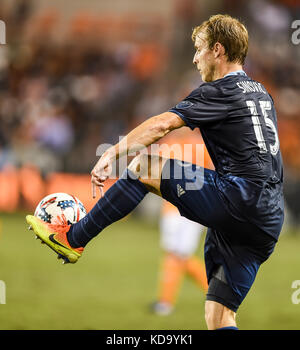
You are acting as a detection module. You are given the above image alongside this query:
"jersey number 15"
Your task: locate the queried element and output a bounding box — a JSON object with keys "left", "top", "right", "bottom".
{"left": 246, "top": 100, "right": 279, "bottom": 156}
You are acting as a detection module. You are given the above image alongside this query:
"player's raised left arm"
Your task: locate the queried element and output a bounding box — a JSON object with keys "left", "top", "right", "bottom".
{"left": 91, "top": 112, "right": 185, "bottom": 189}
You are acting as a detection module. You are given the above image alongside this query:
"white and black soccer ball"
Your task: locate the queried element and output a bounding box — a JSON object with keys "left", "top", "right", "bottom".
{"left": 34, "top": 192, "right": 86, "bottom": 225}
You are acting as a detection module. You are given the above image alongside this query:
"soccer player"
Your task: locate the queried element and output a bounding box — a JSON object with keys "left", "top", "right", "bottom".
{"left": 26, "top": 14, "right": 284, "bottom": 330}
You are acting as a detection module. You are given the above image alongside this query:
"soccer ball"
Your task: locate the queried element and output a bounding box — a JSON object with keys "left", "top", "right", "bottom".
{"left": 34, "top": 192, "right": 86, "bottom": 225}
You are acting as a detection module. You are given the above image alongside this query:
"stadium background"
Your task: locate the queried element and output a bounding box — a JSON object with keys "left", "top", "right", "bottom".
{"left": 0, "top": 0, "right": 299, "bottom": 330}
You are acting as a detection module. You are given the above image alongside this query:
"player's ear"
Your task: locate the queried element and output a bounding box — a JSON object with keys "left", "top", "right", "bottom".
{"left": 213, "top": 42, "right": 225, "bottom": 59}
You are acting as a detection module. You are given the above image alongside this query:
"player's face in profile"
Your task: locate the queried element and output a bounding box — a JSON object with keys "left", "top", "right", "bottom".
{"left": 193, "top": 33, "right": 215, "bottom": 82}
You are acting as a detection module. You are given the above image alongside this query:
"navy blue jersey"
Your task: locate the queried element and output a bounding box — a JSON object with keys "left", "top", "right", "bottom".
{"left": 169, "top": 72, "right": 284, "bottom": 239}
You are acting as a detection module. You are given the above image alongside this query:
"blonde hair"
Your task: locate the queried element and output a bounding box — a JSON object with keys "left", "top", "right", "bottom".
{"left": 192, "top": 14, "right": 248, "bottom": 65}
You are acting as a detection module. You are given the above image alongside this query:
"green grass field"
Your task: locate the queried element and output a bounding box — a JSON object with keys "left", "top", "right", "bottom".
{"left": 0, "top": 212, "right": 299, "bottom": 330}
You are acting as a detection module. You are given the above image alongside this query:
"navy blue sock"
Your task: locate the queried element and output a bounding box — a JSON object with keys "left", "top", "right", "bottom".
{"left": 67, "top": 169, "right": 148, "bottom": 247}
{"left": 216, "top": 326, "right": 238, "bottom": 330}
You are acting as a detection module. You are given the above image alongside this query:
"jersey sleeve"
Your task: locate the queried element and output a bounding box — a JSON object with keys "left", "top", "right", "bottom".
{"left": 169, "top": 83, "right": 228, "bottom": 130}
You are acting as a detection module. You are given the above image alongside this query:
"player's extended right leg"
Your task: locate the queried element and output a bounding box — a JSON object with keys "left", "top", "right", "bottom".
{"left": 26, "top": 215, "right": 84, "bottom": 264}
{"left": 25, "top": 155, "right": 163, "bottom": 263}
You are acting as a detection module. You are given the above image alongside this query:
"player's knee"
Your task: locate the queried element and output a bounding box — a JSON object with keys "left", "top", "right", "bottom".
{"left": 127, "top": 154, "right": 164, "bottom": 195}
{"left": 127, "top": 153, "right": 149, "bottom": 178}
{"left": 127, "top": 153, "right": 162, "bottom": 180}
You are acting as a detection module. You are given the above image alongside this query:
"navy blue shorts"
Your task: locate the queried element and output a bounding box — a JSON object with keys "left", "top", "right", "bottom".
{"left": 160, "top": 159, "right": 277, "bottom": 312}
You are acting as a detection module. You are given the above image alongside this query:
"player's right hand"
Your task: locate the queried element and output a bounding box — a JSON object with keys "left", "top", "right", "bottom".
{"left": 91, "top": 149, "right": 115, "bottom": 198}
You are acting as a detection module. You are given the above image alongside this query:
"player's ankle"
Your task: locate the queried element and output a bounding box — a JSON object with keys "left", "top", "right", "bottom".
{"left": 66, "top": 225, "right": 83, "bottom": 249}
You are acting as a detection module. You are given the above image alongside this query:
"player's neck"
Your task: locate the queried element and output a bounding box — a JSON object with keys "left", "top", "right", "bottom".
{"left": 214, "top": 63, "right": 244, "bottom": 81}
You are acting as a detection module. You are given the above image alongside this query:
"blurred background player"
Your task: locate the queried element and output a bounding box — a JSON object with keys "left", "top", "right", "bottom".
{"left": 153, "top": 202, "right": 207, "bottom": 315}
{"left": 151, "top": 128, "right": 212, "bottom": 315}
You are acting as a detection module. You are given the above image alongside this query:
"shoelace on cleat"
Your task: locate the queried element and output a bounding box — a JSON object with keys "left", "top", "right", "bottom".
{"left": 47, "top": 214, "right": 70, "bottom": 235}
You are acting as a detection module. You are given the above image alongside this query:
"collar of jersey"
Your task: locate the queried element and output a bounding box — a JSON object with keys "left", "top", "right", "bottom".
{"left": 223, "top": 70, "right": 247, "bottom": 78}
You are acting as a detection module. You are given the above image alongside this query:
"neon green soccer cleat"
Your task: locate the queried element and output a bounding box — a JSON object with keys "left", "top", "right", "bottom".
{"left": 26, "top": 215, "right": 84, "bottom": 264}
